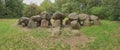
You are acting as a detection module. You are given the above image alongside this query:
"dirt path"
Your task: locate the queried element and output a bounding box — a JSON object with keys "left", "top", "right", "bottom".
{"left": 63, "top": 35, "right": 89, "bottom": 50}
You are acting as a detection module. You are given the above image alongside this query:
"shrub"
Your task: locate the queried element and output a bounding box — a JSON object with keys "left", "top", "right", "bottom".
{"left": 23, "top": 4, "right": 41, "bottom": 17}
{"left": 90, "top": 6, "right": 107, "bottom": 19}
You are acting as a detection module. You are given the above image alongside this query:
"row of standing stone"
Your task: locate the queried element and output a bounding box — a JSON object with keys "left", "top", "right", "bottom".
{"left": 18, "top": 11, "right": 101, "bottom": 29}
{"left": 65, "top": 12, "right": 101, "bottom": 29}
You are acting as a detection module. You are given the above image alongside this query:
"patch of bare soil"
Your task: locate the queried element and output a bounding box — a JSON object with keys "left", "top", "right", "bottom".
{"left": 48, "top": 34, "right": 95, "bottom": 50}
{"left": 63, "top": 35, "right": 89, "bottom": 50}
{"left": 46, "top": 28, "right": 53, "bottom": 33}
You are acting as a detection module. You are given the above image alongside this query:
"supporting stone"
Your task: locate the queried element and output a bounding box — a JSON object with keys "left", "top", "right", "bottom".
{"left": 41, "top": 19, "right": 49, "bottom": 28}
{"left": 52, "top": 19, "right": 61, "bottom": 28}
{"left": 27, "top": 20, "right": 37, "bottom": 28}
{"left": 70, "top": 20, "right": 81, "bottom": 29}
{"left": 84, "top": 19, "right": 91, "bottom": 26}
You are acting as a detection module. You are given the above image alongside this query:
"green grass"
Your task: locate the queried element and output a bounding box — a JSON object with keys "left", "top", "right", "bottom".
{"left": 81, "top": 20, "right": 120, "bottom": 50}
{"left": 0, "top": 19, "right": 120, "bottom": 50}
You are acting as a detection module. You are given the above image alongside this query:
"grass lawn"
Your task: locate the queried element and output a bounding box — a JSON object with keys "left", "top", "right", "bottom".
{"left": 0, "top": 19, "right": 120, "bottom": 50}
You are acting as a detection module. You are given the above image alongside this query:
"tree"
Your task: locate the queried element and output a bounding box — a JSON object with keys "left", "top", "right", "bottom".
{"left": 6, "top": 0, "right": 24, "bottom": 17}
{"left": 23, "top": 3, "right": 41, "bottom": 17}
{"left": 0, "top": 0, "right": 6, "bottom": 18}
{"left": 0, "top": 0, "right": 24, "bottom": 18}
{"left": 40, "top": 0, "right": 55, "bottom": 14}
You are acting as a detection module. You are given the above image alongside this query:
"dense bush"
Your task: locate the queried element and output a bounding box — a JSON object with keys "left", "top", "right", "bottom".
{"left": 0, "top": 0, "right": 119, "bottom": 20}
{"left": 0, "top": 3, "right": 5, "bottom": 18}
{"left": 52, "top": 0, "right": 120, "bottom": 20}
{"left": 0, "top": 0, "right": 24, "bottom": 18}
{"left": 23, "top": 4, "right": 41, "bottom": 17}
{"left": 90, "top": 6, "right": 107, "bottom": 19}
{"left": 40, "top": 0, "right": 56, "bottom": 13}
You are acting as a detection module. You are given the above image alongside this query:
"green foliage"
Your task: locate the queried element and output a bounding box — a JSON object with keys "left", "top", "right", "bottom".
{"left": 90, "top": 7, "right": 106, "bottom": 15}
{"left": 0, "top": 0, "right": 120, "bottom": 20}
{"left": 81, "top": 20, "right": 120, "bottom": 50}
{"left": 61, "top": 1, "right": 79, "bottom": 14}
{"left": 90, "top": 6, "right": 107, "bottom": 19}
{"left": 0, "top": 2, "right": 6, "bottom": 18}
{"left": 118, "top": 17, "right": 120, "bottom": 21}
{"left": 0, "top": 0, "right": 24, "bottom": 18}
{"left": 52, "top": 0, "right": 120, "bottom": 20}
{"left": 40, "top": 0, "right": 56, "bottom": 14}
{"left": 23, "top": 4, "right": 41, "bottom": 17}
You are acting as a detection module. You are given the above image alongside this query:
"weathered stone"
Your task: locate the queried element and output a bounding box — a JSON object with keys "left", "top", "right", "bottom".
{"left": 18, "top": 17, "right": 29, "bottom": 27}
{"left": 78, "top": 13, "right": 90, "bottom": 26}
{"left": 65, "top": 19, "right": 72, "bottom": 27}
{"left": 21, "top": 23, "right": 26, "bottom": 27}
{"left": 90, "top": 15, "right": 99, "bottom": 20}
{"left": 70, "top": 20, "right": 81, "bottom": 29}
{"left": 41, "top": 19, "right": 49, "bottom": 27}
{"left": 78, "top": 13, "right": 90, "bottom": 21}
{"left": 84, "top": 19, "right": 91, "bottom": 26}
{"left": 41, "top": 11, "right": 51, "bottom": 20}
{"left": 68, "top": 12, "right": 79, "bottom": 20}
{"left": 41, "top": 11, "right": 51, "bottom": 26}
{"left": 90, "top": 15, "right": 101, "bottom": 25}
{"left": 52, "top": 20, "right": 61, "bottom": 27}
{"left": 30, "top": 15, "right": 42, "bottom": 26}
{"left": 27, "top": 20, "right": 37, "bottom": 28}
{"left": 52, "top": 11, "right": 65, "bottom": 20}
